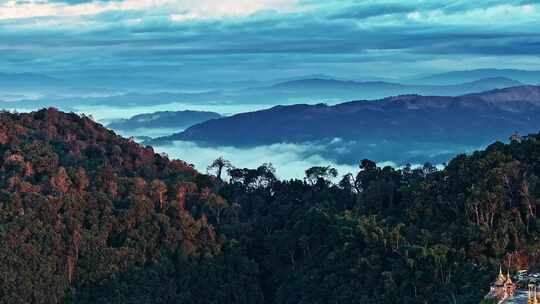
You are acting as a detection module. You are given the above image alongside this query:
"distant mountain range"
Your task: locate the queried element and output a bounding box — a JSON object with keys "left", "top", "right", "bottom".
{"left": 4, "top": 76, "right": 528, "bottom": 113}
{"left": 416, "top": 69, "right": 540, "bottom": 85}
{"left": 2, "top": 68, "right": 539, "bottom": 94}
{"left": 254, "top": 76, "right": 525, "bottom": 101}
{"left": 107, "top": 110, "right": 221, "bottom": 131}
{"left": 151, "top": 86, "right": 540, "bottom": 165}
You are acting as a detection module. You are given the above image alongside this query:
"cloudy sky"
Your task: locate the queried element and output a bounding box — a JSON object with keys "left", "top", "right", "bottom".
{"left": 1, "top": 0, "right": 540, "bottom": 83}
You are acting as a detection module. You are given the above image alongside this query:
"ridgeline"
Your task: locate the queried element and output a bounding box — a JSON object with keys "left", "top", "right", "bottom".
{"left": 1, "top": 108, "right": 540, "bottom": 304}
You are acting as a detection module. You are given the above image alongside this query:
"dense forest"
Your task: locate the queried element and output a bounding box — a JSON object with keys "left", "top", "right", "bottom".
{"left": 1, "top": 108, "right": 540, "bottom": 303}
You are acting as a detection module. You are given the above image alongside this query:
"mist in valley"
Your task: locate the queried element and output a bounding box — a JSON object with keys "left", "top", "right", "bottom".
{"left": 0, "top": 81, "right": 524, "bottom": 180}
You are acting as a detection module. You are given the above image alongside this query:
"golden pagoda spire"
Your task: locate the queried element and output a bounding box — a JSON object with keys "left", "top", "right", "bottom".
{"left": 497, "top": 265, "right": 506, "bottom": 283}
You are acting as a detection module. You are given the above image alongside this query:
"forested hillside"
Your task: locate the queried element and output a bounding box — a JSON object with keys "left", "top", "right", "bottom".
{"left": 0, "top": 108, "right": 261, "bottom": 303}
{"left": 1, "top": 108, "right": 540, "bottom": 303}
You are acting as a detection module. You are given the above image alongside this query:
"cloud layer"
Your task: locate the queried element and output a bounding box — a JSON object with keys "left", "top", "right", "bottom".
{"left": 153, "top": 140, "right": 362, "bottom": 180}
{"left": 151, "top": 138, "right": 468, "bottom": 180}
{"left": 1, "top": 0, "right": 539, "bottom": 83}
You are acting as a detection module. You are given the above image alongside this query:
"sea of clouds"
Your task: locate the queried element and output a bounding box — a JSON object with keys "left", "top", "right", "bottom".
{"left": 4, "top": 100, "right": 480, "bottom": 180}
{"left": 153, "top": 140, "right": 399, "bottom": 180}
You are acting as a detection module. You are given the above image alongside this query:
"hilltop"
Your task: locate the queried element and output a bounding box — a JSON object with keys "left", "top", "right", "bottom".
{"left": 150, "top": 86, "right": 540, "bottom": 164}
{"left": 0, "top": 108, "right": 260, "bottom": 303}
{"left": 2, "top": 108, "right": 540, "bottom": 304}
{"left": 107, "top": 110, "right": 221, "bottom": 132}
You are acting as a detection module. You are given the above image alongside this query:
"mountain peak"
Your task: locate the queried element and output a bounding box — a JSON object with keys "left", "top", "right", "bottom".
{"left": 466, "top": 85, "right": 540, "bottom": 100}
{"left": 418, "top": 69, "right": 540, "bottom": 85}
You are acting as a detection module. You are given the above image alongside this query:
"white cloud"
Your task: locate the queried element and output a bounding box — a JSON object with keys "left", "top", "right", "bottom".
{"left": 407, "top": 11, "right": 421, "bottom": 20}
{"left": 153, "top": 140, "right": 360, "bottom": 180}
{"left": 151, "top": 140, "right": 425, "bottom": 180}
{"left": 72, "top": 102, "right": 274, "bottom": 121}
{"left": 169, "top": 0, "right": 300, "bottom": 22}
{"left": 0, "top": 0, "right": 119, "bottom": 20}
{"left": 405, "top": 4, "right": 540, "bottom": 26}
{"left": 522, "top": 4, "right": 535, "bottom": 14}
{"left": 0, "top": 0, "right": 300, "bottom": 21}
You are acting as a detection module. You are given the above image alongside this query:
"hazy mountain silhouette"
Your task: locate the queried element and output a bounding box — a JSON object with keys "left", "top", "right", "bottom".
{"left": 108, "top": 110, "right": 221, "bottom": 131}
{"left": 2, "top": 76, "right": 526, "bottom": 113}
{"left": 246, "top": 77, "right": 524, "bottom": 101}
{"left": 151, "top": 86, "right": 540, "bottom": 164}
{"left": 416, "top": 69, "right": 540, "bottom": 85}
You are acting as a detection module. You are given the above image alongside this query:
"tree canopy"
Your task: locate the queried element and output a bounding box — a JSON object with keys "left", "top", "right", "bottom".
{"left": 1, "top": 108, "right": 540, "bottom": 304}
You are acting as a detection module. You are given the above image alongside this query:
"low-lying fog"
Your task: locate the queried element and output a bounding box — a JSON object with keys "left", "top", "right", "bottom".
{"left": 76, "top": 103, "right": 276, "bottom": 122}
{"left": 3, "top": 95, "right": 482, "bottom": 180}
{"left": 8, "top": 102, "right": 275, "bottom": 122}
{"left": 151, "top": 140, "right": 465, "bottom": 180}
{"left": 153, "top": 140, "right": 365, "bottom": 180}
{"left": 115, "top": 128, "right": 182, "bottom": 139}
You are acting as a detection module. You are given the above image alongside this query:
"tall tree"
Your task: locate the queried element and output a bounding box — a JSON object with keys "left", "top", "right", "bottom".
{"left": 207, "top": 157, "right": 232, "bottom": 181}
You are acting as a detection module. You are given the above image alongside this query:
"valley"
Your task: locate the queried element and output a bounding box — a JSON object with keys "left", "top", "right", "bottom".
{"left": 2, "top": 1, "right": 540, "bottom": 303}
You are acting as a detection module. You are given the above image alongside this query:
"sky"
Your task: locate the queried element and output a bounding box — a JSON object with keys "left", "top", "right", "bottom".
{"left": 1, "top": 0, "right": 540, "bottom": 84}
{"left": 1, "top": 0, "right": 536, "bottom": 178}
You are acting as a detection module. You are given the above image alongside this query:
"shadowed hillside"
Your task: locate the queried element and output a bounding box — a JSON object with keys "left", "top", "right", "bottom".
{"left": 163, "top": 85, "right": 540, "bottom": 145}
{"left": 0, "top": 108, "right": 261, "bottom": 303}
{"left": 3, "top": 108, "right": 540, "bottom": 304}
{"left": 150, "top": 86, "right": 540, "bottom": 165}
